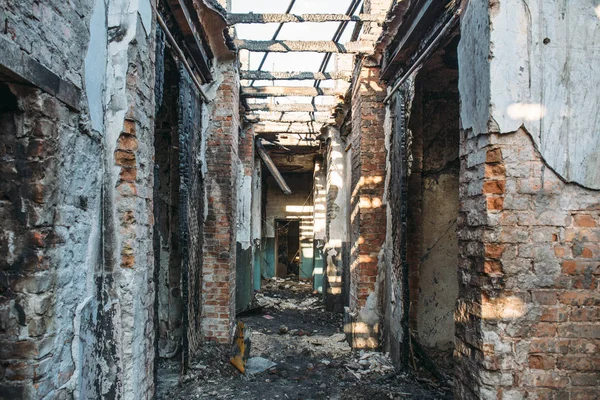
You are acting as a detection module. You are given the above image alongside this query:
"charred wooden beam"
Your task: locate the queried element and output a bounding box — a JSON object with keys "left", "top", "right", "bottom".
{"left": 256, "top": 140, "right": 292, "bottom": 195}
{"left": 165, "top": 0, "right": 213, "bottom": 81}
{"left": 240, "top": 70, "right": 352, "bottom": 81}
{"left": 246, "top": 103, "right": 336, "bottom": 112}
{"left": 246, "top": 114, "right": 332, "bottom": 124}
{"left": 0, "top": 35, "right": 80, "bottom": 110}
{"left": 234, "top": 39, "right": 375, "bottom": 54}
{"left": 228, "top": 13, "right": 384, "bottom": 25}
{"left": 241, "top": 86, "right": 345, "bottom": 98}
{"left": 254, "top": 122, "right": 323, "bottom": 134}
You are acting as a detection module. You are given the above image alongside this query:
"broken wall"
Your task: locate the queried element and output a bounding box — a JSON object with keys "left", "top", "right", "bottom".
{"left": 154, "top": 48, "right": 182, "bottom": 359}
{"left": 348, "top": 65, "right": 387, "bottom": 312}
{"left": 324, "top": 128, "right": 350, "bottom": 312}
{"left": 455, "top": 1, "right": 600, "bottom": 398}
{"left": 0, "top": 0, "right": 157, "bottom": 398}
{"left": 313, "top": 160, "right": 326, "bottom": 293}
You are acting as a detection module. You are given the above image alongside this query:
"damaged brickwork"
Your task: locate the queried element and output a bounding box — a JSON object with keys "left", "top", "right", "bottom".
{"left": 455, "top": 128, "right": 600, "bottom": 399}
{"left": 202, "top": 60, "right": 240, "bottom": 343}
{"left": 349, "top": 66, "right": 387, "bottom": 311}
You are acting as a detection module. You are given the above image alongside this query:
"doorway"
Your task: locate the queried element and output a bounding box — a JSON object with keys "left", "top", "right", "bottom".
{"left": 275, "top": 219, "right": 301, "bottom": 279}
{"left": 404, "top": 35, "right": 460, "bottom": 371}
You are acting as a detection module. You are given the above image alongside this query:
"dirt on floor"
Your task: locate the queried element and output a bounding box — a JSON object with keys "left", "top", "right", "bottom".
{"left": 157, "top": 279, "right": 453, "bottom": 400}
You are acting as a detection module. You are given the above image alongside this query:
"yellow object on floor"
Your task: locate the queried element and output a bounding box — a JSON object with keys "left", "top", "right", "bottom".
{"left": 230, "top": 320, "right": 251, "bottom": 374}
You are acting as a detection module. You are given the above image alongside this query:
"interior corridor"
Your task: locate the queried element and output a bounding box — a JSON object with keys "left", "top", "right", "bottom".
{"left": 157, "top": 279, "right": 452, "bottom": 399}
{"left": 1, "top": 0, "right": 599, "bottom": 399}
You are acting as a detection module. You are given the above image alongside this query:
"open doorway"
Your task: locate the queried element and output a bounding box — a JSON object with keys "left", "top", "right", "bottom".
{"left": 153, "top": 49, "right": 182, "bottom": 360}
{"left": 275, "top": 219, "right": 301, "bottom": 279}
{"left": 404, "top": 35, "right": 460, "bottom": 372}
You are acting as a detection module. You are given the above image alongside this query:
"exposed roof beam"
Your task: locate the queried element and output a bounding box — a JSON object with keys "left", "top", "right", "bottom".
{"left": 241, "top": 86, "right": 345, "bottom": 98}
{"left": 257, "top": 135, "right": 320, "bottom": 147}
{"left": 246, "top": 114, "right": 332, "bottom": 124}
{"left": 256, "top": 140, "right": 292, "bottom": 195}
{"left": 234, "top": 40, "right": 375, "bottom": 54}
{"left": 241, "top": 70, "right": 352, "bottom": 81}
{"left": 249, "top": 0, "right": 296, "bottom": 87}
{"left": 165, "top": 0, "right": 213, "bottom": 81}
{"left": 254, "top": 122, "right": 324, "bottom": 134}
{"left": 246, "top": 103, "right": 336, "bottom": 112}
{"left": 228, "top": 13, "right": 384, "bottom": 24}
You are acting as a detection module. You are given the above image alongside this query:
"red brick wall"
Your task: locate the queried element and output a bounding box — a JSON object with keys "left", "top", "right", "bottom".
{"left": 202, "top": 61, "right": 240, "bottom": 343}
{"left": 455, "top": 128, "right": 600, "bottom": 399}
{"left": 349, "top": 66, "right": 387, "bottom": 310}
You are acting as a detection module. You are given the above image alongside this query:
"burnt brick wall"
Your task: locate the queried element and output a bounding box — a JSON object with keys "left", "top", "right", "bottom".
{"left": 0, "top": 84, "right": 104, "bottom": 399}
{"left": 1, "top": 1, "right": 92, "bottom": 88}
{"left": 154, "top": 49, "right": 183, "bottom": 359}
{"left": 178, "top": 64, "right": 205, "bottom": 363}
{"left": 1, "top": 1, "right": 159, "bottom": 398}
{"left": 202, "top": 60, "right": 240, "bottom": 343}
{"left": 455, "top": 128, "right": 600, "bottom": 399}
{"left": 349, "top": 66, "right": 387, "bottom": 310}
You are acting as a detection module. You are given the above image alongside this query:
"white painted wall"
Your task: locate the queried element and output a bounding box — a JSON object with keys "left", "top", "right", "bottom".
{"left": 459, "top": 0, "right": 600, "bottom": 189}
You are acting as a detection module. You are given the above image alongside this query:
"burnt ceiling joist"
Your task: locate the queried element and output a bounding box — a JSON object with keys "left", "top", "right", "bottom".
{"left": 380, "top": 0, "right": 454, "bottom": 81}
{"left": 240, "top": 70, "right": 352, "bottom": 81}
{"left": 241, "top": 86, "right": 345, "bottom": 98}
{"left": 165, "top": 0, "right": 213, "bottom": 81}
{"left": 234, "top": 39, "right": 375, "bottom": 54}
{"left": 245, "top": 103, "right": 336, "bottom": 113}
{"left": 227, "top": 13, "right": 384, "bottom": 24}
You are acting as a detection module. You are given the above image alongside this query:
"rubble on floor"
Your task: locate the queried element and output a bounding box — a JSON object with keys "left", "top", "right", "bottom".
{"left": 156, "top": 281, "right": 452, "bottom": 399}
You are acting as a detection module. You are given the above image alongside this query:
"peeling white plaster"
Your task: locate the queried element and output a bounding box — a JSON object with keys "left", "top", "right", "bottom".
{"left": 459, "top": 0, "right": 600, "bottom": 188}
{"left": 138, "top": 0, "right": 152, "bottom": 36}
{"left": 85, "top": 0, "right": 108, "bottom": 133}
{"left": 458, "top": 0, "right": 491, "bottom": 136}
{"left": 251, "top": 162, "right": 262, "bottom": 242}
{"left": 236, "top": 163, "right": 253, "bottom": 250}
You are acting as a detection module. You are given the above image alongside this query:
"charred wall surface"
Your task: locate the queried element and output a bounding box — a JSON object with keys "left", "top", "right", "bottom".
{"left": 154, "top": 49, "right": 183, "bottom": 360}
{"left": 0, "top": 1, "right": 158, "bottom": 398}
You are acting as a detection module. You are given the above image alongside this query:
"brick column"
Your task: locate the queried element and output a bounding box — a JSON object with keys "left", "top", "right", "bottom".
{"left": 349, "top": 66, "right": 387, "bottom": 310}
{"left": 343, "top": 65, "right": 386, "bottom": 349}
{"left": 202, "top": 60, "right": 240, "bottom": 343}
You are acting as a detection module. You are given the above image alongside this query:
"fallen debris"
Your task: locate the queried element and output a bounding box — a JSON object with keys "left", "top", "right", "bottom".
{"left": 245, "top": 357, "right": 277, "bottom": 375}
{"left": 255, "top": 293, "right": 320, "bottom": 311}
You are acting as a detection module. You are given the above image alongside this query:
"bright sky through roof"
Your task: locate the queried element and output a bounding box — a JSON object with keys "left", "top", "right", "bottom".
{"left": 232, "top": 0, "right": 359, "bottom": 106}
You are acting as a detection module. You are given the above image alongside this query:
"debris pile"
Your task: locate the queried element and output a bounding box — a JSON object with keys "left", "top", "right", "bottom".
{"left": 345, "top": 351, "right": 395, "bottom": 378}
{"left": 255, "top": 293, "right": 320, "bottom": 311}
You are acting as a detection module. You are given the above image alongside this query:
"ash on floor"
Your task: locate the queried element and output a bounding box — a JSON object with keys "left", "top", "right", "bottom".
{"left": 156, "top": 279, "right": 453, "bottom": 400}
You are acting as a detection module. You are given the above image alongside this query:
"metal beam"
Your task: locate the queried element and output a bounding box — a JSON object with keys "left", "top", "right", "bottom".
{"left": 241, "top": 86, "right": 345, "bottom": 98}
{"left": 228, "top": 13, "right": 384, "bottom": 24}
{"left": 246, "top": 103, "right": 336, "bottom": 112}
{"left": 233, "top": 40, "right": 375, "bottom": 54}
{"left": 241, "top": 70, "right": 352, "bottom": 81}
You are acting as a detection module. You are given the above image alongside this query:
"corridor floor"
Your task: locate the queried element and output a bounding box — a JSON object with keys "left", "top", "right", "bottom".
{"left": 157, "top": 281, "right": 452, "bottom": 399}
